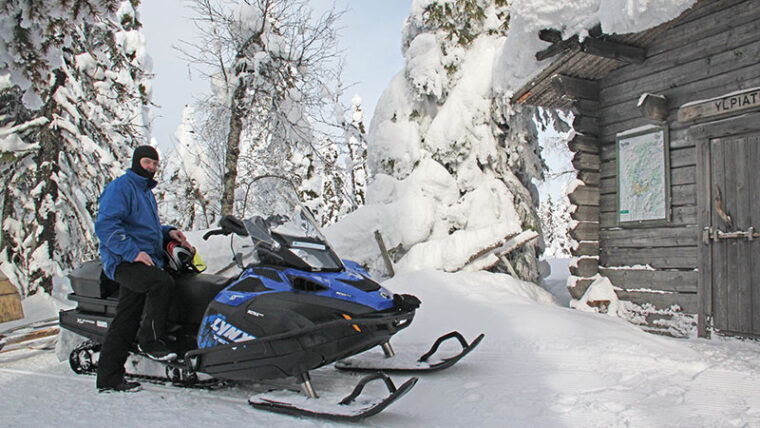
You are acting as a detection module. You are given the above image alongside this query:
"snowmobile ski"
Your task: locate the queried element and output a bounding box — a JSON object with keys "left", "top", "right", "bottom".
{"left": 249, "top": 372, "right": 418, "bottom": 421}
{"left": 335, "top": 331, "right": 484, "bottom": 373}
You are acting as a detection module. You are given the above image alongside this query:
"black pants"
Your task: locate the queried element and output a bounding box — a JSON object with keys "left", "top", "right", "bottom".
{"left": 96, "top": 262, "right": 175, "bottom": 388}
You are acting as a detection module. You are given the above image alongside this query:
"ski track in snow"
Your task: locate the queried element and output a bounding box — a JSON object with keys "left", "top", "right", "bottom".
{"left": 3, "top": 270, "right": 760, "bottom": 427}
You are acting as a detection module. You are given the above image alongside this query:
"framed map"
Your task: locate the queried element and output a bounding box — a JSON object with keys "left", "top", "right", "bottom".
{"left": 617, "top": 126, "right": 670, "bottom": 224}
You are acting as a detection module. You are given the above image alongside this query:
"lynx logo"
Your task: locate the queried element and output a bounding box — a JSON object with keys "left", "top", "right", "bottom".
{"left": 210, "top": 317, "right": 254, "bottom": 344}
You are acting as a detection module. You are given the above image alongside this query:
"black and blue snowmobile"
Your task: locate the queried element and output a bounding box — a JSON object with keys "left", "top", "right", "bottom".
{"left": 59, "top": 176, "right": 483, "bottom": 420}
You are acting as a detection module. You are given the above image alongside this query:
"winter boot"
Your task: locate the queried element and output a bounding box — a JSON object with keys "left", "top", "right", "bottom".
{"left": 138, "top": 339, "right": 178, "bottom": 362}
{"left": 98, "top": 380, "right": 142, "bottom": 393}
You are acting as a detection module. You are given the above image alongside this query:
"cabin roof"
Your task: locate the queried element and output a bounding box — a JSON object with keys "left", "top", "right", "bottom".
{"left": 513, "top": 2, "right": 706, "bottom": 110}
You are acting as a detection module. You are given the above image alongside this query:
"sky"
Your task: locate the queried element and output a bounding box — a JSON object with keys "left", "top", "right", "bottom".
{"left": 139, "top": 0, "right": 412, "bottom": 153}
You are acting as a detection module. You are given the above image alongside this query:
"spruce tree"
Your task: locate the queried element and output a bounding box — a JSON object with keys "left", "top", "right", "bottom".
{"left": 0, "top": 1, "right": 151, "bottom": 295}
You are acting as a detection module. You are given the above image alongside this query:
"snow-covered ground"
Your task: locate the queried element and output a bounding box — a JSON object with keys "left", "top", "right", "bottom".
{"left": 2, "top": 263, "right": 760, "bottom": 427}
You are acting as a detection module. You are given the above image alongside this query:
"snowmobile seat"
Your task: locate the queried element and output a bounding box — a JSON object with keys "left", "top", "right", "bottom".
{"left": 170, "top": 273, "right": 236, "bottom": 325}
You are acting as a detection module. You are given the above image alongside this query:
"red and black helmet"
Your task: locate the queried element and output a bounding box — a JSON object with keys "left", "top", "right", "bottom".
{"left": 165, "top": 240, "right": 199, "bottom": 273}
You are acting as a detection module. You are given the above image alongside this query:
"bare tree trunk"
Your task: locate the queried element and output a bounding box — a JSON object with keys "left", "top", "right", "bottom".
{"left": 220, "top": 82, "right": 247, "bottom": 216}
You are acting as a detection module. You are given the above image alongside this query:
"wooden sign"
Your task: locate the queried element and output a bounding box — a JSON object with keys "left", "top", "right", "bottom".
{"left": 678, "top": 87, "right": 760, "bottom": 122}
{"left": 0, "top": 271, "right": 24, "bottom": 323}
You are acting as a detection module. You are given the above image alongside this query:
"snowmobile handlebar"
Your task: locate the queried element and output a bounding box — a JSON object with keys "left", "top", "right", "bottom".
{"left": 202, "top": 229, "right": 229, "bottom": 240}
{"left": 203, "top": 215, "right": 251, "bottom": 240}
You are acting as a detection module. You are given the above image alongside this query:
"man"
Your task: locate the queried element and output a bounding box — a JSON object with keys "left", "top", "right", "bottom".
{"left": 94, "top": 145, "right": 192, "bottom": 392}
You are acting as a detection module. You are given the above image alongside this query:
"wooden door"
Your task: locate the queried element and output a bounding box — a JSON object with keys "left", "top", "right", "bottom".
{"left": 705, "top": 132, "right": 760, "bottom": 337}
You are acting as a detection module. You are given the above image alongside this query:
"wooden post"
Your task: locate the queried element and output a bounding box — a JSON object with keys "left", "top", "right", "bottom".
{"left": 0, "top": 272, "right": 24, "bottom": 323}
{"left": 497, "top": 254, "right": 520, "bottom": 280}
{"left": 374, "top": 230, "right": 395, "bottom": 277}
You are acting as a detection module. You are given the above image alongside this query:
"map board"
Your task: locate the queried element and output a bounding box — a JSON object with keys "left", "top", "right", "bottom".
{"left": 617, "top": 126, "right": 670, "bottom": 224}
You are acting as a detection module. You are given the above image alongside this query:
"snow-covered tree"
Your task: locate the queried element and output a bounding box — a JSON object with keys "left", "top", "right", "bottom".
{"left": 343, "top": 94, "right": 368, "bottom": 207}
{"left": 538, "top": 194, "right": 573, "bottom": 257}
{"left": 182, "top": 0, "right": 343, "bottom": 217}
{"left": 157, "top": 105, "right": 217, "bottom": 230}
{"left": 328, "top": 0, "right": 545, "bottom": 281}
{"left": 315, "top": 137, "right": 352, "bottom": 226}
{"left": 0, "top": 2, "right": 151, "bottom": 295}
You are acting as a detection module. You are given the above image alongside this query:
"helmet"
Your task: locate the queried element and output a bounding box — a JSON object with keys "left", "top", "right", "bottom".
{"left": 166, "top": 240, "right": 204, "bottom": 273}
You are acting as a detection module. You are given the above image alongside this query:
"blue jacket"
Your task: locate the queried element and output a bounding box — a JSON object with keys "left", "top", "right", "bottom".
{"left": 95, "top": 169, "right": 174, "bottom": 280}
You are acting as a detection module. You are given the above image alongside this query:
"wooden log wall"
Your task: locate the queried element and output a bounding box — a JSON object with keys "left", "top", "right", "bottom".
{"left": 556, "top": 75, "right": 602, "bottom": 299}
{"left": 593, "top": 0, "right": 760, "bottom": 314}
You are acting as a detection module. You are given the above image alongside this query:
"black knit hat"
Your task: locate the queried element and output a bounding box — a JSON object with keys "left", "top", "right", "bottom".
{"left": 131, "top": 145, "right": 159, "bottom": 179}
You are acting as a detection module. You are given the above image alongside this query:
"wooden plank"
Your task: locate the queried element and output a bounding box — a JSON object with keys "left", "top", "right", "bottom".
{"left": 599, "top": 193, "right": 616, "bottom": 213}
{"left": 601, "top": 66, "right": 760, "bottom": 135}
{"left": 671, "top": 165, "right": 696, "bottom": 186}
{"left": 538, "top": 28, "right": 563, "bottom": 43}
{"left": 732, "top": 136, "right": 751, "bottom": 333}
{"left": 690, "top": 112, "right": 760, "bottom": 140}
{"left": 572, "top": 241, "right": 599, "bottom": 257}
{"left": 661, "top": 0, "right": 746, "bottom": 38}
{"left": 374, "top": 230, "right": 395, "bottom": 277}
{"left": 672, "top": 184, "right": 697, "bottom": 206}
{"left": 600, "top": 158, "right": 616, "bottom": 178}
{"left": 536, "top": 36, "right": 581, "bottom": 61}
{"left": 616, "top": 290, "right": 699, "bottom": 313}
{"left": 573, "top": 205, "right": 600, "bottom": 222}
{"left": 572, "top": 116, "right": 600, "bottom": 136}
{"left": 580, "top": 36, "right": 646, "bottom": 64}
{"left": 570, "top": 222, "right": 599, "bottom": 242}
{"left": 577, "top": 171, "right": 600, "bottom": 187}
{"left": 602, "top": 0, "right": 759, "bottom": 85}
{"left": 600, "top": 33, "right": 760, "bottom": 129}
{"left": 514, "top": 48, "right": 590, "bottom": 106}
{"left": 600, "top": 226, "right": 699, "bottom": 248}
{"left": 600, "top": 246, "right": 697, "bottom": 269}
{"left": 710, "top": 138, "right": 728, "bottom": 331}
{"left": 678, "top": 87, "right": 760, "bottom": 122}
{"left": 570, "top": 204, "right": 599, "bottom": 222}
{"left": 600, "top": 268, "right": 698, "bottom": 293}
{"left": 568, "top": 134, "right": 600, "bottom": 154}
{"left": 0, "top": 273, "right": 24, "bottom": 323}
{"left": 696, "top": 136, "right": 711, "bottom": 337}
{"left": 670, "top": 205, "right": 698, "bottom": 225}
{"left": 572, "top": 152, "right": 600, "bottom": 171}
{"left": 568, "top": 185, "right": 599, "bottom": 206}
{"left": 670, "top": 147, "right": 696, "bottom": 169}
{"left": 570, "top": 99, "right": 602, "bottom": 119}
{"left": 600, "top": 176, "right": 615, "bottom": 195}
{"left": 568, "top": 277, "right": 594, "bottom": 299}
{"left": 569, "top": 258, "right": 598, "bottom": 277}
{"left": 751, "top": 136, "right": 760, "bottom": 334}
{"left": 552, "top": 74, "right": 600, "bottom": 101}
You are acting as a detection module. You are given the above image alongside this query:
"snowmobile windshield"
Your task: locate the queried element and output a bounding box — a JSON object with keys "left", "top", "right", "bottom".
{"left": 241, "top": 176, "right": 342, "bottom": 271}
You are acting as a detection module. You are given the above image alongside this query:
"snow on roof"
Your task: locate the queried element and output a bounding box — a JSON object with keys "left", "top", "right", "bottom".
{"left": 493, "top": 0, "right": 698, "bottom": 98}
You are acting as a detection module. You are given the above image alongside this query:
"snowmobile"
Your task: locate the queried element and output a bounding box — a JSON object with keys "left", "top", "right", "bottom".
{"left": 58, "top": 176, "right": 483, "bottom": 420}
